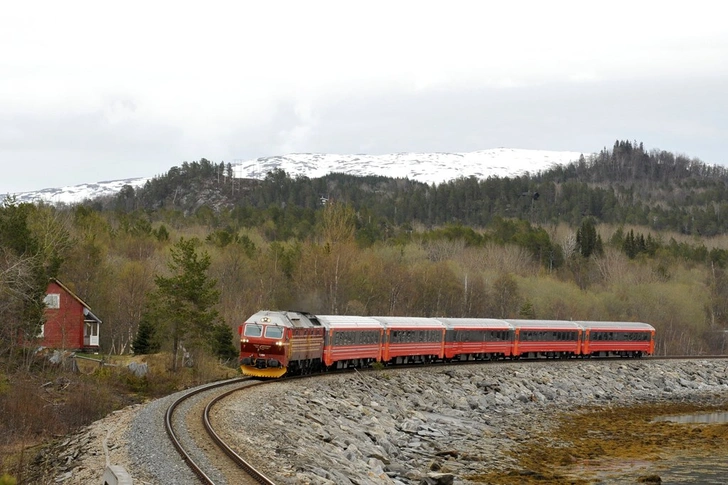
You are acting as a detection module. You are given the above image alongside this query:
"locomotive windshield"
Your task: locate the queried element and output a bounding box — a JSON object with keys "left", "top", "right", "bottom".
{"left": 264, "top": 326, "right": 284, "bottom": 339}
{"left": 244, "top": 324, "right": 263, "bottom": 337}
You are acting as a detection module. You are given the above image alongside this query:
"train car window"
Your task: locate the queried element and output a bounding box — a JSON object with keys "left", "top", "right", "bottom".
{"left": 244, "top": 324, "right": 263, "bottom": 337}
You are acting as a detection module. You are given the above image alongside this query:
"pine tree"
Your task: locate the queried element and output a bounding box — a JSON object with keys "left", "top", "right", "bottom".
{"left": 145, "top": 237, "right": 221, "bottom": 371}
{"left": 131, "top": 318, "right": 159, "bottom": 354}
{"left": 209, "top": 323, "right": 237, "bottom": 360}
{"left": 576, "top": 218, "right": 599, "bottom": 258}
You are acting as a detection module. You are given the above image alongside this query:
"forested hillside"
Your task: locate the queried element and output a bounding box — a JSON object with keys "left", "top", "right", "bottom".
{"left": 3, "top": 140, "right": 728, "bottom": 372}
{"left": 90, "top": 139, "right": 728, "bottom": 238}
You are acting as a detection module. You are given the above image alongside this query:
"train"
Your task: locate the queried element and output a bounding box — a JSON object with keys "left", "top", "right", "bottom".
{"left": 238, "top": 311, "right": 656, "bottom": 378}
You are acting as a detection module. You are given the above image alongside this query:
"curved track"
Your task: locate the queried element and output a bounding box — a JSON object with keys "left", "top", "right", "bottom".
{"left": 165, "top": 377, "right": 276, "bottom": 485}
{"left": 165, "top": 355, "right": 727, "bottom": 483}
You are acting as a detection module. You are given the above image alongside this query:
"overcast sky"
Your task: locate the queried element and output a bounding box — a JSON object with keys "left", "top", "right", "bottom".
{"left": 2, "top": 0, "right": 727, "bottom": 194}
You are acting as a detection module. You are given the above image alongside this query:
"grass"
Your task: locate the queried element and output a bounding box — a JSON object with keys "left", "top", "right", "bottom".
{"left": 0, "top": 350, "right": 238, "bottom": 482}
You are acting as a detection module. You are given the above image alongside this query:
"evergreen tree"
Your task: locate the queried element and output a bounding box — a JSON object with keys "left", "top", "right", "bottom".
{"left": 519, "top": 300, "right": 536, "bottom": 319}
{"left": 575, "top": 218, "right": 601, "bottom": 258}
{"left": 146, "top": 237, "right": 221, "bottom": 371}
{"left": 209, "top": 323, "right": 237, "bottom": 360}
{"left": 131, "top": 318, "right": 159, "bottom": 354}
{"left": 623, "top": 230, "right": 637, "bottom": 258}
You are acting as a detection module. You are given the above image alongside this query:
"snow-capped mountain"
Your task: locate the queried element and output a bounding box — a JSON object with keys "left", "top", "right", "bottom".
{"left": 3, "top": 148, "right": 585, "bottom": 205}
{"left": 233, "top": 148, "right": 584, "bottom": 183}
{"left": 2, "top": 178, "right": 153, "bottom": 205}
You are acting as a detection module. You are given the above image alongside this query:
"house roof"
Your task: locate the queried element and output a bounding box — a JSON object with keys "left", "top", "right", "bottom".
{"left": 49, "top": 278, "right": 102, "bottom": 324}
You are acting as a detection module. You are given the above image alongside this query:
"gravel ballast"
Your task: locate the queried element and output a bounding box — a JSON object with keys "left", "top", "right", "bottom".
{"left": 31, "top": 359, "right": 728, "bottom": 484}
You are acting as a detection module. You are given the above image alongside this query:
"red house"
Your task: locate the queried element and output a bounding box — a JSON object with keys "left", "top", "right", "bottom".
{"left": 41, "top": 279, "right": 102, "bottom": 351}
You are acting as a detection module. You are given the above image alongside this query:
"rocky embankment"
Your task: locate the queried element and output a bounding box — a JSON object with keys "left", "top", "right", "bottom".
{"left": 30, "top": 359, "right": 728, "bottom": 484}
{"left": 215, "top": 359, "right": 728, "bottom": 485}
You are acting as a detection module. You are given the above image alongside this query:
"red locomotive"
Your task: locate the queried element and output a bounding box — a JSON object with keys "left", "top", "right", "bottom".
{"left": 239, "top": 311, "right": 324, "bottom": 378}
{"left": 239, "top": 311, "right": 655, "bottom": 378}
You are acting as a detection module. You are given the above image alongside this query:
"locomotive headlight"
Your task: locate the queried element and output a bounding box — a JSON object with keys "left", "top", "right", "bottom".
{"left": 275, "top": 341, "right": 284, "bottom": 346}
{"left": 241, "top": 338, "right": 249, "bottom": 343}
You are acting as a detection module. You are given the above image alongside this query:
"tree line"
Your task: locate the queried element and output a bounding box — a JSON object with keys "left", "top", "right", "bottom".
{"left": 88, "top": 140, "right": 728, "bottom": 238}
{"left": 3, "top": 140, "right": 728, "bottom": 371}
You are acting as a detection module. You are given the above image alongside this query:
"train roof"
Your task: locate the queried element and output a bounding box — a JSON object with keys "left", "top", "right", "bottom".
{"left": 575, "top": 321, "right": 655, "bottom": 331}
{"left": 506, "top": 319, "right": 582, "bottom": 330}
{"left": 436, "top": 318, "right": 513, "bottom": 330}
{"left": 244, "top": 310, "right": 321, "bottom": 328}
{"left": 371, "top": 316, "right": 446, "bottom": 329}
{"left": 316, "top": 315, "right": 383, "bottom": 329}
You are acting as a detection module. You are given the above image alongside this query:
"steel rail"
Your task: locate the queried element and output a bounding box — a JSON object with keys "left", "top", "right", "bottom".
{"left": 164, "top": 377, "right": 251, "bottom": 485}
{"left": 165, "top": 354, "right": 727, "bottom": 483}
{"left": 203, "top": 382, "right": 277, "bottom": 485}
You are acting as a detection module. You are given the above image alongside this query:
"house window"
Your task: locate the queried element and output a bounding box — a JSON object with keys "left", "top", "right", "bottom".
{"left": 38, "top": 324, "right": 45, "bottom": 338}
{"left": 44, "top": 293, "right": 60, "bottom": 309}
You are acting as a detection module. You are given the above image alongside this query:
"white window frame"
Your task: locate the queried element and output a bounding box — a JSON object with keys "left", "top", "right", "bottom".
{"left": 44, "top": 293, "right": 60, "bottom": 309}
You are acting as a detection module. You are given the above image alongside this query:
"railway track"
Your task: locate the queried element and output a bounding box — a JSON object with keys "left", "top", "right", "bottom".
{"left": 164, "top": 355, "right": 727, "bottom": 484}
{"left": 165, "top": 377, "right": 277, "bottom": 485}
